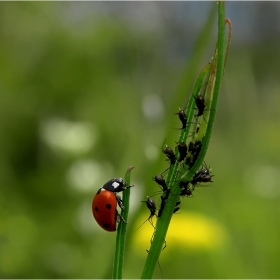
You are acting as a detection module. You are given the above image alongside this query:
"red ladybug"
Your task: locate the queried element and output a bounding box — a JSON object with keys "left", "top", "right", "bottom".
{"left": 92, "top": 178, "right": 130, "bottom": 232}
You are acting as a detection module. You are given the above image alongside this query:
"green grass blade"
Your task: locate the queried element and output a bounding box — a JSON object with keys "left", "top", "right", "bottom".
{"left": 140, "top": 2, "right": 228, "bottom": 278}
{"left": 112, "top": 166, "right": 134, "bottom": 279}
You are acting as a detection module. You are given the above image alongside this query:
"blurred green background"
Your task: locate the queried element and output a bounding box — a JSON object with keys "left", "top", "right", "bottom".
{"left": 1, "top": 2, "right": 280, "bottom": 278}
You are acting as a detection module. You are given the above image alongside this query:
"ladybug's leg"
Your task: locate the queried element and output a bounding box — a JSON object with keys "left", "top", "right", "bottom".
{"left": 116, "top": 195, "right": 124, "bottom": 210}
{"left": 117, "top": 184, "right": 133, "bottom": 192}
{"left": 115, "top": 210, "right": 127, "bottom": 224}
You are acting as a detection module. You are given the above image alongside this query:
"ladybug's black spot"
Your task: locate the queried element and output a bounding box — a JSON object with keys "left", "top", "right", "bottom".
{"left": 106, "top": 204, "right": 112, "bottom": 209}
{"left": 94, "top": 207, "right": 99, "bottom": 211}
{"left": 103, "top": 223, "right": 111, "bottom": 229}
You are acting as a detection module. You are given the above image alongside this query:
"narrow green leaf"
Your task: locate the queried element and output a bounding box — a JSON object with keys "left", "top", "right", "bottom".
{"left": 141, "top": 2, "right": 229, "bottom": 278}
{"left": 112, "top": 166, "right": 134, "bottom": 279}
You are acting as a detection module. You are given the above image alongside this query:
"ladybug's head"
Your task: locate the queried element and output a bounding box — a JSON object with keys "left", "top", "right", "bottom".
{"left": 111, "top": 177, "right": 126, "bottom": 192}
{"left": 102, "top": 177, "right": 126, "bottom": 193}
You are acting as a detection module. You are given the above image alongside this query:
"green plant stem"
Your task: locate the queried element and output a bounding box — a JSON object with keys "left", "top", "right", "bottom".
{"left": 166, "top": 62, "right": 212, "bottom": 195}
{"left": 112, "top": 166, "right": 134, "bottom": 279}
{"left": 201, "top": 1, "right": 226, "bottom": 153}
{"left": 172, "top": 3, "right": 216, "bottom": 112}
{"left": 141, "top": 2, "right": 227, "bottom": 279}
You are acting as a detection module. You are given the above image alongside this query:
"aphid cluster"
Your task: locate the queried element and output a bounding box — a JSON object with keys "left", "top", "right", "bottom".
{"left": 191, "top": 162, "right": 214, "bottom": 187}
{"left": 184, "top": 139, "right": 203, "bottom": 168}
{"left": 179, "top": 163, "right": 214, "bottom": 198}
{"left": 176, "top": 142, "right": 187, "bottom": 162}
{"left": 139, "top": 88, "right": 214, "bottom": 231}
{"left": 174, "top": 84, "right": 208, "bottom": 130}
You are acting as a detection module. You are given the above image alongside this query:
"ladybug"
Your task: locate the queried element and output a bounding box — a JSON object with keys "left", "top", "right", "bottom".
{"left": 92, "top": 178, "right": 130, "bottom": 232}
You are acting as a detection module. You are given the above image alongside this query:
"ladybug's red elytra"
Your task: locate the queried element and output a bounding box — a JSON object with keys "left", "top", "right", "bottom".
{"left": 92, "top": 178, "right": 130, "bottom": 232}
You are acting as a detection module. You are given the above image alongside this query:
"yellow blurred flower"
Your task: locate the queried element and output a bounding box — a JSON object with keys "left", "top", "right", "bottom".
{"left": 133, "top": 210, "right": 228, "bottom": 254}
